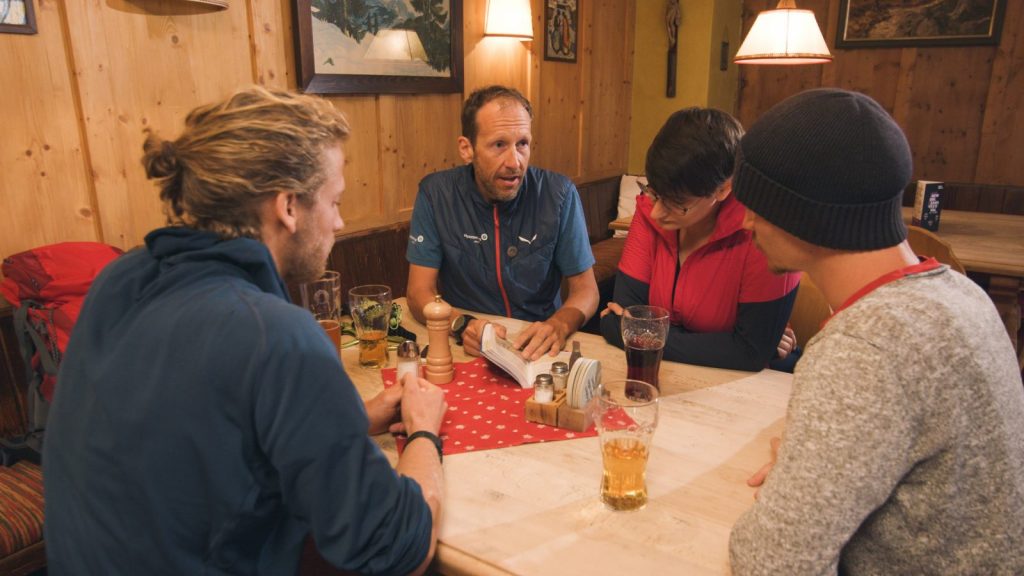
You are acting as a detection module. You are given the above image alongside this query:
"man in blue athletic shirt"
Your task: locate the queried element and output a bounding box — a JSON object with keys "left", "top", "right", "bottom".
{"left": 406, "top": 86, "right": 599, "bottom": 360}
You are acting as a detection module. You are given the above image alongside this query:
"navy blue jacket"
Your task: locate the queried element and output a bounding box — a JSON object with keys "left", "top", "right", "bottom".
{"left": 407, "top": 164, "right": 595, "bottom": 321}
{"left": 44, "top": 227, "right": 431, "bottom": 575}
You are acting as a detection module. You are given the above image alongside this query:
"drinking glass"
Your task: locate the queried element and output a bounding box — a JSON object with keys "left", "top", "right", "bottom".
{"left": 621, "top": 305, "right": 669, "bottom": 390}
{"left": 299, "top": 271, "right": 342, "bottom": 352}
{"left": 592, "top": 379, "right": 659, "bottom": 511}
{"left": 348, "top": 284, "right": 392, "bottom": 368}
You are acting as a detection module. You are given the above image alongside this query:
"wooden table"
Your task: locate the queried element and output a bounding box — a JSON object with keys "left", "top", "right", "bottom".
{"left": 342, "top": 300, "right": 791, "bottom": 575}
{"left": 902, "top": 207, "right": 1024, "bottom": 365}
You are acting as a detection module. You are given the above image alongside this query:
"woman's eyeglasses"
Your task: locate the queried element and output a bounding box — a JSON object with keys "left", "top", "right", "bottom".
{"left": 637, "top": 181, "right": 707, "bottom": 216}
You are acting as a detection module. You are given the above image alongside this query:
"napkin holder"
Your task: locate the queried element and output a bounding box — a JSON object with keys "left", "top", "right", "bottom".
{"left": 524, "top": 357, "right": 599, "bottom": 432}
{"left": 524, "top": 392, "right": 593, "bottom": 432}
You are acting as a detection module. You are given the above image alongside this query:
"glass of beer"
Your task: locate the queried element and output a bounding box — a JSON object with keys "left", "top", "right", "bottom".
{"left": 593, "top": 379, "right": 659, "bottom": 511}
{"left": 348, "top": 284, "right": 392, "bottom": 368}
{"left": 299, "top": 271, "right": 342, "bottom": 353}
{"left": 621, "top": 305, "right": 669, "bottom": 391}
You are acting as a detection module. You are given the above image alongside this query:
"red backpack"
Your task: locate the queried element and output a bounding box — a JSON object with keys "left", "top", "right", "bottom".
{"left": 0, "top": 242, "right": 122, "bottom": 465}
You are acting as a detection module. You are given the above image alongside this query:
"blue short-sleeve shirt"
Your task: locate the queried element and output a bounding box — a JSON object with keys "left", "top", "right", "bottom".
{"left": 407, "top": 165, "right": 595, "bottom": 321}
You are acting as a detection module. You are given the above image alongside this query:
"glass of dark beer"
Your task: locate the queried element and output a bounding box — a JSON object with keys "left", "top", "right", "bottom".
{"left": 621, "top": 306, "right": 669, "bottom": 391}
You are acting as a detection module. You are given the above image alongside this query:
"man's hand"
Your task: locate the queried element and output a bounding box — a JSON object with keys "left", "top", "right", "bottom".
{"left": 777, "top": 326, "right": 797, "bottom": 359}
{"left": 747, "top": 436, "right": 782, "bottom": 499}
{"left": 391, "top": 373, "right": 447, "bottom": 436}
{"left": 514, "top": 319, "right": 568, "bottom": 360}
{"left": 599, "top": 301, "right": 624, "bottom": 319}
{"left": 365, "top": 381, "right": 404, "bottom": 435}
{"left": 461, "top": 318, "right": 500, "bottom": 357}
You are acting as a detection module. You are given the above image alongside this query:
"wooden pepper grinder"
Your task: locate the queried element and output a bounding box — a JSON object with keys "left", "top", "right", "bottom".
{"left": 423, "top": 295, "right": 454, "bottom": 384}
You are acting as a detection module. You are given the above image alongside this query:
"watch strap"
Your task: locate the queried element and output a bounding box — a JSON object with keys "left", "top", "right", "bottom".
{"left": 452, "top": 314, "right": 476, "bottom": 345}
{"left": 405, "top": 430, "right": 443, "bottom": 463}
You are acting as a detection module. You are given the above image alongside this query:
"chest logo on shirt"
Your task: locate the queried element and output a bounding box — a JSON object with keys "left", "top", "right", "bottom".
{"left": 463, "top": 233, "right": 489, "bottom": 244}
{"left": 518, "top": 234, "right": 537, "bottom": 245}
{"left": 408, "top": 234, "right": 425, "bottom": 244}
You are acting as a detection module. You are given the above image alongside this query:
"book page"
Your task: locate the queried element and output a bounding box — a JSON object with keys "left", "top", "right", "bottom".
{"left": 480, "top": 324, "right": 570, "bottom": 388}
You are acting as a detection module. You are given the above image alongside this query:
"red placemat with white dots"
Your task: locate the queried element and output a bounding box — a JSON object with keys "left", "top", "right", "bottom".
{"left": 382, "top": 358, "right": 596, "bottom": 456}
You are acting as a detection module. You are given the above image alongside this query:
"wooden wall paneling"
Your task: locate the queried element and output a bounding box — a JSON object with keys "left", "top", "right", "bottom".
{"left": 976, "top": 0, "right": 1024, "bottom": 186}
{"left": 326, "top": 222, "right": 413, "bottom": 302}
{"left": 0, "top": 1, "right": 98, "bottom": 261}
{"left": 248, "top": 0, "right": 295, "bottom": 90}
{"left": 332, "top": 96, "right": 386, "bottom": 233}
{"left": 533, "top": 22, "right": 582, "bottom": 180}
{"left": 579, "top": 0, "right": 634, "bottom": 181}
{"left": 64, "top": 0, "right": 256, "bottom": 250}
{"left": 391, "top": 95, "right": 462, "bottom": 219}
{"left": 890, "top": 46, "right": 995, "bottom": 183}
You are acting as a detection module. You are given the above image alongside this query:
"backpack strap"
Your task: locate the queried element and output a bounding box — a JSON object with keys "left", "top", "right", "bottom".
{"left": 0, "top": 302, "right": 51, "bottom": 464}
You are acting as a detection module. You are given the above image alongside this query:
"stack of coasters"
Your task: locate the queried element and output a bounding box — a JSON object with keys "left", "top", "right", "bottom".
{"left": 557, "top": 358, "right": 600, "bottom": 432}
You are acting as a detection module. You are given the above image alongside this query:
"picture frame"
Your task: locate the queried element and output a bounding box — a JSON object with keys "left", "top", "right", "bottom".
{"left": 294, "top": 0, "right": 463, "bottom": 95}
{"left": 836, "top": 0, "right": 1006, "bottom": 48}
{"left": 0, "top": 0, "right": 37, "bottom": 35}
{"left": 544, "top": 0, "right": 578, "bottom": 63}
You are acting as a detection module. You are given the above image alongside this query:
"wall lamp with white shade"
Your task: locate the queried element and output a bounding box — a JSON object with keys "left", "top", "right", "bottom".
{"left": 734, "top": 0, "right": 832, "bottom": 65}
{"left": 484, "top": 0, "right": 534, "bottom": 40}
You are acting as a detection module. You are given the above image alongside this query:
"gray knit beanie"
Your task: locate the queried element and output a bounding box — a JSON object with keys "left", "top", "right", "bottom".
{"left": 734, "top": 88, "right": 912, "bottom": 251}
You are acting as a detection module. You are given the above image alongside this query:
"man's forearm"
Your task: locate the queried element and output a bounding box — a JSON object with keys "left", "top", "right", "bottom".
{"left": 406, "top": 287, "right": 435, "bottom": 325}
{"left": 397, "top": 441, "right": 444, "bottom": 575}
{"left": 546, "top": 305, "right": 587, "bottom": 340}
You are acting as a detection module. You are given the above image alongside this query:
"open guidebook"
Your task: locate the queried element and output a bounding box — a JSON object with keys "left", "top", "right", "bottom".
{"left": 480, "top": 324, "right": 571, "bottom": 389}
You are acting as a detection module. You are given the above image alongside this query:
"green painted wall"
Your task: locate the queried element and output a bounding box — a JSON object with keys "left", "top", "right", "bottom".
{"left": 627, "top": 0, "right": 742, "bottom": 174}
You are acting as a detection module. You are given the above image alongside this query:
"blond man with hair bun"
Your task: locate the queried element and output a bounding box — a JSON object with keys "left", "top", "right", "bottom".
{"left": 44, "top": 86, "right": 447, "bottom": 575}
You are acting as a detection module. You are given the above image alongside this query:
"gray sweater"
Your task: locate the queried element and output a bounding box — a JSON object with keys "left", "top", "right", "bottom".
{"left": 730, "top": 266, "right": 1024, "bottom": 575}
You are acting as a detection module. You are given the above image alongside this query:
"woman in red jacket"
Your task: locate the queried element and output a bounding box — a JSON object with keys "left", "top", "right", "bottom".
{"left": 600, "top": 108, "right": 800, "bottom": 371}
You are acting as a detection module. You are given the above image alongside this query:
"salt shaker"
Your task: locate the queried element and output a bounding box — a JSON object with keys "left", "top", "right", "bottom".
{"left": 396, "top": 340, "right": 421, "bottom": 383}
{"left": 533, "top": 374, "right": 554, "bottom": 403}
{"left": 550, "top": 362, "right": 569, "bottom": 393}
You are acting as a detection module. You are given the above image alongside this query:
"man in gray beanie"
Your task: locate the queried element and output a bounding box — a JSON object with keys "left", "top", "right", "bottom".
{"left": 728, "top": 88, "right": 1024, "bottom": 574}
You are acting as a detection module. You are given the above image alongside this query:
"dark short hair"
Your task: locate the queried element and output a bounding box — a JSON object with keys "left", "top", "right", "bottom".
{"left": 461, "top": 85, "right": 533, "bottom": 144}
{"left": 644, "top": 108, "right": 744, "bottom": 202}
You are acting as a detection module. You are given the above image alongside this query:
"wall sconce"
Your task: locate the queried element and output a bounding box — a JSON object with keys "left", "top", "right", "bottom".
{"left": 484, "top": 0, "right": 534, "bottom": 40}
{"left": 365, "top": 29, "right": 428, "bottom": 62}
{"left": 734, "top": 0, "right": 831, "bottom": 65}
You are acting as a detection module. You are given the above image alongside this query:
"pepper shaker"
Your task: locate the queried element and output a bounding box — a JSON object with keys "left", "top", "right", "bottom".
{"left": 550, "top": 361, "right": 569, "bottom": 393}
{"left": 423, "top": 295, "right": 455, "bottom": 384}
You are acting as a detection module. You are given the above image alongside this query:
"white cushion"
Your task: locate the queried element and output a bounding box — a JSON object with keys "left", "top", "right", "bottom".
{"left": 614, "top": 174, "right": 647, "bottom": 238}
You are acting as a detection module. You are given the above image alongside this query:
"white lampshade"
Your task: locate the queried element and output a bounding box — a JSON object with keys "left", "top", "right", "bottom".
{"left": 735, "top": 1, "right": 832, "bottom": 65}
{"left": 365, "top": 29, "right": 428, "bottom": 62}
{"left": 485, "top": 0, "right": 534, "bottom": 40}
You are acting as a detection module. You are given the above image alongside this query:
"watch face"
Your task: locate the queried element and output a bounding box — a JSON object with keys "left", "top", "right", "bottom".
{"left": 451, "top": 315, "right": 465, "bottom": 333}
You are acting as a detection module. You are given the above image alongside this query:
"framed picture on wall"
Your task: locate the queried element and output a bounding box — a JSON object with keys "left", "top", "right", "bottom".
{"left": 544, "top": 0, "right": 578, "bottom": 62}
{"left": 0, "top": 0, "right": 37, "bottom": 35}
{"left": 294, "top": 0, "right": 463, "bottom": 95}
{"left": 836, "top": 0, "right": 1007, "bottom": 48}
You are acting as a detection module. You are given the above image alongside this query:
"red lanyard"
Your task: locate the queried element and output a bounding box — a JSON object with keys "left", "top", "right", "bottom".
{"left": 830, "top": 257, "right": 942, "bottom": 319}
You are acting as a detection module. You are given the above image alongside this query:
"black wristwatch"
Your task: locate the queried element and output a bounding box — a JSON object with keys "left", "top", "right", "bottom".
{"left": 406, "top": 430, "right": 443, "bottom": 463}
{"left": 450, "top": 314, "right": 476, "bottom": 345}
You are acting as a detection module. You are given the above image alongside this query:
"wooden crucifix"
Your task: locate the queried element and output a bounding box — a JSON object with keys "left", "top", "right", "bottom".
{"left": 666, "top": 0, "right": 680, "bottom": 98}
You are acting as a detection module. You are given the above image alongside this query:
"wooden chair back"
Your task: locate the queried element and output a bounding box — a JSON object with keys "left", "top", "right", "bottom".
{"left": 789, "top": 272, "right": 832, "bottom": 349}
{"left": 907, "top": 226, "right": 967, "bottom": 274}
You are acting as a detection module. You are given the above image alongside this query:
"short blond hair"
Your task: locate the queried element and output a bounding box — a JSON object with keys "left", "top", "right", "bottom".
{"left": 142, "top": 86, "right": 350, "bottom": 239}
